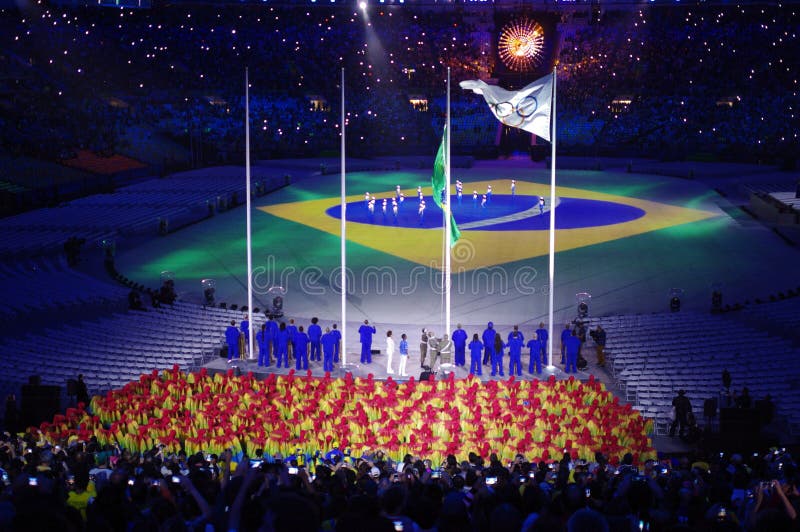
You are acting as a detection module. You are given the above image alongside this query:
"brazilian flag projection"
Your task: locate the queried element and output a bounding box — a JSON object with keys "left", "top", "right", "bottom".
{"left": 431, "top": 127, "right": 461, "bottom": 247}
{"left": 261, "top": 179, "right": 719, "bottom": 272}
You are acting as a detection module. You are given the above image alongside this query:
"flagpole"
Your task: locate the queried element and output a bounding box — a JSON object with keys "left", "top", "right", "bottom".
{"left": 340, "top": 67, "right": 348, "bottom": 368}
{"left": 547, "top": 66, "right": 556, "bottom": 368}
{"left": 445, "top": 67, "right": 452, "bottom": 338}
{"left": 245, "top": 67, "right": 254, "bottom": 361}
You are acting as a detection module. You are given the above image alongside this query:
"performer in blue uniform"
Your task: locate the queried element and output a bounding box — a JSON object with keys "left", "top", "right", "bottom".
{"left": 535, "top": 322, "right": 548, "bottom": 364}
{"left": 507, "top": 326, "right": 524, "bottom": 376}
{"left": 418, "top": 200, "right": 426, "bottom": 225}
{"left": 527, "top": 333, "right": 542, "bottom": 375}
{"left": 560, "top": 323, "right": 571, "bottom": 365}
{"left": 491, "top": 333, "right": 505, "bottom": 377}
{"left": 358, "top": 320, "right": 376, "bottom": 364}
{"left": 451, "top": 324, "right": 468, "bottom": 367}
{"left": 308, "top": 317, "right": 322, "bottom": 362}
{"left": 468, "top": 334, "right": 483, "bottom": 376}
{"left": 286, "top": 319, "right": 298, "bottom": 362}
{"left": 473, "top": 190, "right": 479, "bottom": 208}
{"left": 539, "top": 196, "right": 545, "bottom": 215}
{"left": 321, "top": 327, "right": 336, "bottom": 372}
{"left": 486, "top": 184, "right": 492, "bottom": 204}
{"left": 294, "top": 326, "right": 309, "bottom": 370}
{"left": 225, "top": 320, "right": 239, "bottom": 362}
{"left": 275, "top": 322, "right": 289, "bottom": 368}
{"left": 482, "top": 322, "right": 495, "bottom": 366}
{"left": 331, "top": 323, "right": 341, "bottom": 363}
{"left": 564, "top": 330, "right": 581, "bottom": 374}
{"left": 240, "top": 314, "right": 250, "bottom": 347}
{"left": 266, "top": 316, "right": 279, "bottom": 362}
{"left": 510, "top": 179, "right": 516, "bottom": 200}
{"left": 456, "top": 180, "right": 463, "bottom": 205}
{"left": 256, "top": 324, "right": 271, "bottom": 367}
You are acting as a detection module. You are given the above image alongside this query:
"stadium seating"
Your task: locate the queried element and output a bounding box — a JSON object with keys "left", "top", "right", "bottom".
{"left": 738, "top": 297, "right": 800, "bottom": 340}
{"left": 0, "top": 171, "right": 287, "bottom": 257}
{"left": 0, "top": 255, "right": 127, "bottom": 320}
{"left": 0, "top": 301, "right": 264, "bottom": 404}
{"left": 594, "top": 311, "right": 800, "bottom": 435}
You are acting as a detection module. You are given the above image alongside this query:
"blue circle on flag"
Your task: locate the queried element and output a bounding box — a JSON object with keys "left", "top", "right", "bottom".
{"left": 326, "top": 195, "right": 645, "bottom": 230}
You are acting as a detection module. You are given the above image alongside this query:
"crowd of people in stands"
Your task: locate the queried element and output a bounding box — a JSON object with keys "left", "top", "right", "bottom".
{"left": 1, "top": 427, "right": 799, "bottom": 531}
{"left": 557, "top": 7, "right": 799, "bottom": 160}
{"left": 0, "top": 4, "right": 797, "bottom": 165}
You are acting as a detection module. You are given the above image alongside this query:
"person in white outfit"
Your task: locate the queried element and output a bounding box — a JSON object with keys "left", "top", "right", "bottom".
{"left": 385, "top": 330, "right": 395, "bottom": 374}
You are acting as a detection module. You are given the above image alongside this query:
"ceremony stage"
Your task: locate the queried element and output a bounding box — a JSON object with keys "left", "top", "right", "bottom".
{"left": 115, "top": 156, "right": 799, "bottom": 336}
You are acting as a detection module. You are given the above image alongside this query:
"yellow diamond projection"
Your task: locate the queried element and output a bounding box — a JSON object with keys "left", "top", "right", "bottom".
{"left": 260, "top": 180, "right": 718, "bottom": 271}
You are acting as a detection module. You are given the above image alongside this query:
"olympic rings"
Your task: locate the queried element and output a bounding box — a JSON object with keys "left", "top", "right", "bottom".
{"left": 491, "top": 96, "right": 539, "bottom": 127}
{"left": 517, "top": 95, "right": 539, "bottom": 117}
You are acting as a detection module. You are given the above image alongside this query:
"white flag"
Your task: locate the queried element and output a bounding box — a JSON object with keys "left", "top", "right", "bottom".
{"left": 460, "top": 74, "right": 553, "bottom": 142}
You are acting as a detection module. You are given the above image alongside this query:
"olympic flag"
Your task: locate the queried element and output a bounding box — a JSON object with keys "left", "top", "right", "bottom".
{"left": 459, "top": 75, "right": 553, "bottom": 142}
{"left": 461, "top": 70, "right": 557, "bottom": 368}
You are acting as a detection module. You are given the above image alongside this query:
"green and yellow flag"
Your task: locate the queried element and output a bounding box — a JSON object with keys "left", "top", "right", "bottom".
{"left": 431, "top": 127, "right": 461, "bottom": 246}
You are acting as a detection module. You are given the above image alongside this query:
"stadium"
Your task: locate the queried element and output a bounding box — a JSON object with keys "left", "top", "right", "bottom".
{"left": 0, "top": 0, "right": 799, "bottom": 530}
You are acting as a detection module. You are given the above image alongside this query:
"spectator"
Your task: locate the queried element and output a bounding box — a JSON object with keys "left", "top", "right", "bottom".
{"left": 66, "top": 472, "right": 96, "bottom": 521}
{"left": 737, "top": 386, "right": 753, "bottom": 409}
{"left": 669, "top": 390, "right": 693, "bottom": 438}
{"left": 75, "top": 374, "right": 90, "bottom": 407}
{"left": 4, "top": 394, "right": 18, "bottom": 433}
{"left": 0, "top": 441, "right": 763, "bottom": 532}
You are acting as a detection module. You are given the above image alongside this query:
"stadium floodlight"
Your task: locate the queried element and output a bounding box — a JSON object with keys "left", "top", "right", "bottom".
{"left": 669, "top": 288, "right": 684, "bottom": 312}
{"left": 575, "top": 292, "right": 592, "bottom": 319}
